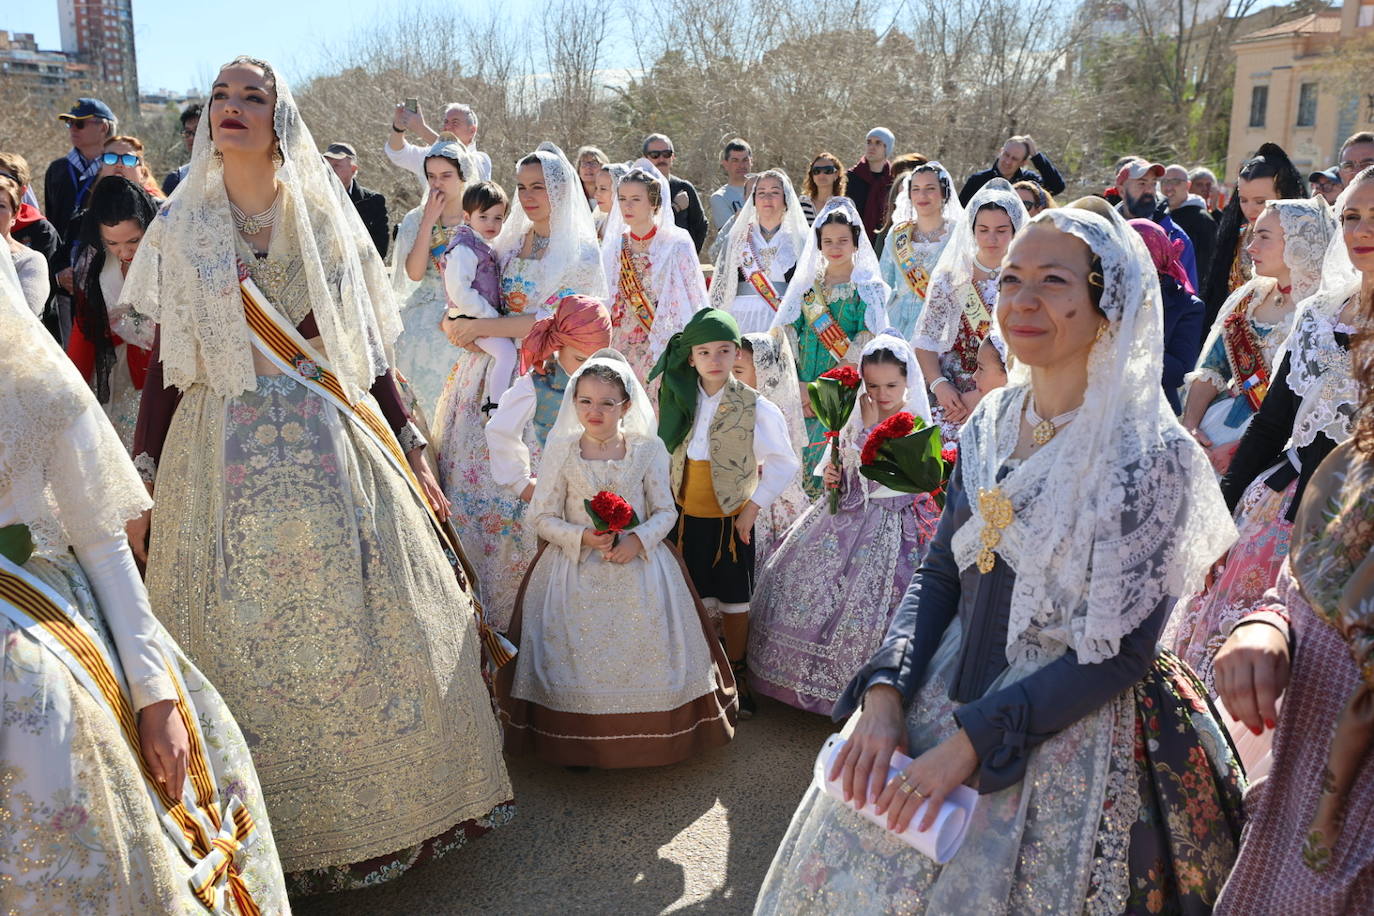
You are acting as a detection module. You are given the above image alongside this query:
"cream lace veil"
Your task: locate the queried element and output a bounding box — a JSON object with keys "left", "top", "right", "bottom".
{"left": 1190, "top": 196, "right": 1338, "bottom": 392}
{"left": 912, "top": 178, "right": 1027, "bottom": 354}
{"left": 709, "top": 168, "right": 809, "bottom": 312}
{"left": 493, "top": 142, "right": 608, "bottom": 311}
{"left": 951, "top": 207, "right": 1236, "bottom": 667}
{"left": 770, "top": 196, "right": 889, "bottom": 333}
{"left": 118, "top": 57, "right": 401, "bottom": 402}
{"left": 0, "top": 249, "right": 151, "bottom": 550}
{"left": 888, "top": 161, "right": 964, "bottom": 230}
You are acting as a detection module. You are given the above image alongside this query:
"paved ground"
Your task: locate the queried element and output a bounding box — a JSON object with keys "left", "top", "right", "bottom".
{"left": 295, "top": 698, "right": 836, "bottom": 916}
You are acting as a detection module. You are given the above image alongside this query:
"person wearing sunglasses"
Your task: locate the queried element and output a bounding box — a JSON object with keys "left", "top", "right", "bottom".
{"left": 1337, "top": 130, "right": 1374, "bottom": 188}
{"left": 800, "top": 152, "right": 847, "bottom": 224}
{"left": 642, "top": 132, "right": 707, "bottom": 252}
{"left": 161, "top": 103, "right": 202, "bottom": 196}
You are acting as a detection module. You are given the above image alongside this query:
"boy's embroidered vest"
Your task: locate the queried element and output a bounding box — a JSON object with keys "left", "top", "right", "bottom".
{"left": 670, "top": 376, "right": 759, "bottom": 516}
{"left": 448, "top": 225, "right": 503, "bottom": 313}
{"left": 530, "top": 363, "right": 569, "bottom": 447}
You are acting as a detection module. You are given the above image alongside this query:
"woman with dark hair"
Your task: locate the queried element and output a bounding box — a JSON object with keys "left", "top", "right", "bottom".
{"left": 877, "top": 163, "right": 963, "bottom": 339}
{"left": 66, "top": 176, "right": 158, "bottom": 450}
{"left": 599, "top": 159, "right": 707, "bottom": 382}
{"left": 800, "top": 152, "right": 847, "bottom": 224}
{"left": 1211, "top": 167, "right": 1374, "bottom": 914}
{"left": 1201, "top": 142, "right": 1306, "bottom": 330}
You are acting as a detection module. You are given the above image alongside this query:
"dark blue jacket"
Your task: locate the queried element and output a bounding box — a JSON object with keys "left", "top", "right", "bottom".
{"left": 1159, "top": 275, "right": 1205, "bottom": 414}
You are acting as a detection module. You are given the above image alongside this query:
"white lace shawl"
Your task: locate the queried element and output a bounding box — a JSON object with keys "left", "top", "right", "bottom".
{"left": 1187, "top": 196, "right": 1337, "bottom": 393}
{"left": 912, "top": 179, "right": 1027, "bottom": 355}
{"left": 887, "top": 161, "right": 964, "bottom": 229}
{"left": 493, "top": 142, "right": 608, "bottom": 311}
{"left": 600, "top": 158, "right": 708, "bottom": 360}
{"left": 709, "top": 168, "right": 809, "bottom": 312}
{"left": 769, "top": 196, "right": 889, "bottom": 334}
{"left": 1275, "top": 179, "right": 1365, "bottom": 451}
{"left": 116, "top": 60, "right": 400, "bottom": 402}
{"left": 534, "top": 348, "right": 658, "bottom": 507}
{"left": 950, "top": 208, "right": 1236, "bottom": 667}
{"left": 0, "top": 253, "right": 151, "bottom": 550}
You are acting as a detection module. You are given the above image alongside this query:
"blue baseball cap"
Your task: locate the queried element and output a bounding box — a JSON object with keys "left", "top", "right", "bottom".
{"left": 1308, "top": 167, "right": 1340, "bottom": 184}
{"left": 59, "top": 98, "right": 115, "bottom": 123}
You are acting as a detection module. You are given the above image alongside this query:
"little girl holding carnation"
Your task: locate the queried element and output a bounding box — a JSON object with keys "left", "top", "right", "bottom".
{"left": 749, "top": 334, "right": 942, "bottom": 715}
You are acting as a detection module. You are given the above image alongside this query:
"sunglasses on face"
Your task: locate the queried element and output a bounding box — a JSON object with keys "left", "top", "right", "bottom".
{"left": 646, "top": 149, "right": 674, "bottom": 159}
{"left": 100, "top": 153, "right": 140, "bottom": 167}
{"left": 811, "top": 165, "right": 838, "bottom": 174}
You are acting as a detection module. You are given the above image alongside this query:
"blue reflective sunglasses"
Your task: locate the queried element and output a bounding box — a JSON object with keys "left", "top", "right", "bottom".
{"left": 100, "top": 152, "right": 140, "bottom": 167}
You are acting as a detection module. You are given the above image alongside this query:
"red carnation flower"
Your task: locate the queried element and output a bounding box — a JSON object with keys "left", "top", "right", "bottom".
{"left": 819, "top": 365, "right": 861, "bottom": 389}
{"left": 861, "top": 412, "right": 916, "bottom": 466}
{"left": 589, "top": 490, "right": 635, "bottom": 532}
{"left": 941, "top": 443, "right": 959, "bottom": 465}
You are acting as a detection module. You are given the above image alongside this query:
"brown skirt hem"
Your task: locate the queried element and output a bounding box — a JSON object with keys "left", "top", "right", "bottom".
{"left": 497, "top": 540, "right": 738, "bottom": 768}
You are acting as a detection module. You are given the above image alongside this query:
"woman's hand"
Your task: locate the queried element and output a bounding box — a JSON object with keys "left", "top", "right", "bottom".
{"left": 443, "top": 316, "right": 479, "bottom": 348}
{"left": 800, "top": 380, "right": 815, "bottom": 419}
{"left": 733, "top": 501, "right": 760, "bottom": 546}
{"left": 932, "top": 380, "right": 968, "bottom": 424}
{"left": 858, "top": 392, "right": 878, "bottom": 428}
{"left": 875, "top": 729, "right": 977, "bottom": 832}
{"left": 1215, "top": 621, "right": 1291, "bottom": 735}
{"left": 822, "top": 462, "right": 841, "bottom": 490}
{"left": 829, "top": 684, "right": 907, "bottom": 809}
{"left": 421, "top": 189, "right": 447, "bottom": 226}
{"left": 959, "top": 389, "right": 982, "bottom": 413}
{"left": 602, "top": 532, "right": 642, "bottom": 564}
{"left": 125, "top": 508, "right": 151, "bottom": 566}
{"left": 1187, "top": 425, "right": 1213, "bottom": 449}
{"left": 407, "top": 448, "right": 450, "bottom": 521}
{"left": 581, "top": 528, "right": 615, "bottom": 550}
{"left": 139, "top": 699, "right": 190, "bottom": 797}
{"left": 520, "top": 481, "right": 536, "bottom": 502}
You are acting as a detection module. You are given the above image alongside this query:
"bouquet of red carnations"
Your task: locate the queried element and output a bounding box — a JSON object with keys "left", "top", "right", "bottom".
{"left": 809, "top": 365, "right": 862, "bottom": 514}
{"left": 585, "top": 490, "right": 640, "bottom": 546}
{"left": 859, "top": 411, "right": 947, "bottom": 506}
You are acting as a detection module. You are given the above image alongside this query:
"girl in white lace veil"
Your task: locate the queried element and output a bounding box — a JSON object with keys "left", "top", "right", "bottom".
{"left": 888, "top": 162, "right": 963, "bottom": 230}
{"left": 116, "top": 56, "right": 400, "bottom": 403}
{"left": 835, "top": 332, "right": 932, "bottom": 462}
{"left": 493, "top": 141, "right": 608, "bottom": 314}
{"left": 598, "top": 158, "right": 707, "bottom": 377}
{"left": 881, "top": 162, "right": 965, "bottom": 341}
{"left": 710, "top": 168, "right": 810, "bottom": 323}
{"left": 954, "top": 206, "right": 1236, "bottom": 668}
{"left": 770, "top": 196, "right": 889, "bottom": 335}
{"left": 0, "top": 249, "right": 150, "bottom": 551}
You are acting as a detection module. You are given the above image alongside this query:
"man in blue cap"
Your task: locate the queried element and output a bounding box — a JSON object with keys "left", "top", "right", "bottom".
{"left": 42, "top": 97, "right": 116, "bottom": 343}
{"left": 1308, "top": 167, "right": 1342, "bottom": 206}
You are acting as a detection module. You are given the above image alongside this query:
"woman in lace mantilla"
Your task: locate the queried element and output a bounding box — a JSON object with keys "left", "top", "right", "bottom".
{"left": 877, "top": 163, "right": 962, "bottom": 340}
{"left": 114, "top": 58, "right": 512, "bottom": 894}
{"left": 712, "top": 169, "right": 810, "bottom": 335}
{"left": 755, "top": 204, "right": 1243, "bottom": 915}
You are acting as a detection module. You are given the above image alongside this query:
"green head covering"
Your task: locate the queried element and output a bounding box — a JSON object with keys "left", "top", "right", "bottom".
{"left": 648, "top": 307, "right": 741, "bottom": 453}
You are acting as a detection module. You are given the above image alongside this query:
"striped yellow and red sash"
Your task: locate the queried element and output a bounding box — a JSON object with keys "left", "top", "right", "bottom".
{"left": 800, "top": 280, "right": 853, "bottom": 363}
{"left": 236, "top": 271, "right": 516, "bottom": 667}
{"left": 891, "top": 223, "right": 931, "bottom": 300}
{"left": 740, "top": 230, "right": 782, "bottom": 311}
{"left": 1222, "top": 289, "right": 1270, "bottom": 409}
{"left": 0, "top": 554, "right": 261, "bottom": 915}
{"left": 618, "top": 237, "right": 656, "bottom": 334}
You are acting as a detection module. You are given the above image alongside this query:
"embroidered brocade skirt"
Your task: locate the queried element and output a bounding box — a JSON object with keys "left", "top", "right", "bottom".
{"left": 144, "top": 375, "right": 512, "bottom": 881}
{"left": 497, "top": 541, "right": 737, "bottom": 768}
{"left": 1167, "top": 469, "right": 1297, "bottom": 695}
{"left": 1, "top": 553, "right": 290, "bottom": 914}
{"left": 754, "top": 623, "right": 1244, "bottom": 914}
{"left": 749, "top": 478, "right": 940, "bottom": 715}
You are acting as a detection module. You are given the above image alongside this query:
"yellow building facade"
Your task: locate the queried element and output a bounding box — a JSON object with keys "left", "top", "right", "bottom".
{"left": 1227, "top": 0, "right": 1373, "bottom": 180}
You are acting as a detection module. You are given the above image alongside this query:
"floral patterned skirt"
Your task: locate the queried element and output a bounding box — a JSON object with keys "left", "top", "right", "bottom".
{"left": 754, "top": 635, "right": 1244, "bottom": 915}
{"left": 1, "top": 553, "right": 290, "bottom": 914}
{"left": 1167, "top": 470, "right": 1297, "bottom": 694}
{"left": 749, "top": 481, "right": 939, "bottom": 715}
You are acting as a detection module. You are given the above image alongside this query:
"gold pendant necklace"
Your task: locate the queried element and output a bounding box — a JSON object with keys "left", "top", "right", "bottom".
{"left": 976, "top": 487, "right": 1014, "bottom": 573}
{"left": 1025, "top": 398, "right": 1081, "bottom": 447}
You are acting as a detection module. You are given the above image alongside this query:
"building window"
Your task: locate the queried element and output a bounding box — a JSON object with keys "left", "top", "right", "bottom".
{"left": 1296, "top": 82, "right": 1318, "bottom": 127}
{"left": 1249, "top": 85, "right": 1268, "bottom": 128}
{"left": 1360, "top": 3, "right": 1373, "bottom": 27}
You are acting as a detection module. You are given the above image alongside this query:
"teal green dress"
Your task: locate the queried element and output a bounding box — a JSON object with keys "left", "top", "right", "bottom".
{"left": 792, "top": 282, "right": 869, "bottom": 496}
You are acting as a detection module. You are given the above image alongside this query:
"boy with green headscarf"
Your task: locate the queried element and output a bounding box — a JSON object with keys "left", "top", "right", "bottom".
{"left": 649, "top": 308, "right": 800, "bottom": 716}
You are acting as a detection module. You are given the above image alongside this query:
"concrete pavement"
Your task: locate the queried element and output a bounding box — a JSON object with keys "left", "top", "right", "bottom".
{"left": 295, "top": 697, "right": 836, "bottom": 915}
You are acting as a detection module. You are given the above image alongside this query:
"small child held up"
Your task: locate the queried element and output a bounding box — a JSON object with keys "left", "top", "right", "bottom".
{"left": 648, "top": 308, "right": 802, "bottom": 717}
{"left": 442, "top": 180, "right": 518, "bottom": 413}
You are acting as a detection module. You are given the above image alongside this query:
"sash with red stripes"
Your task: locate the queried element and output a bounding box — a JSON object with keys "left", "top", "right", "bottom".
{"left": 800, "top": 280, "right": 853, "bottom": 363}
{"left": 236, "top": 269, "right": 516, "bottom": 667}
{"left": 618, "top": 238, "right": 656, "bottom": 334}
{"left": 1221, "top": 289, "right": 1271, "bottom": 410}
{"left": 740, "top": 230, "right": 782, "bottom": 311}
{"left": 0, "top": 554, "right": 261, "bottom": 915}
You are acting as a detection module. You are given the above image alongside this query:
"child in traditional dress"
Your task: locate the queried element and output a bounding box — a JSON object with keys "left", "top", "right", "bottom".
{"left": 973, "top": 331, "right": 1009, "bottom": 400}
{"left": 486, "top": 295, "right": 613, "bottom": 501}
{"left": 649, "top": 308, "right": 802, "bottom": 716}
{"left": 749, "top": 334, "right": 941, "bottom": 715}
{"left": 443, "top": 180, "right": 517, "bottom": 412}
{"left": 497, "top": 350, "right": 736, "bottom": 767}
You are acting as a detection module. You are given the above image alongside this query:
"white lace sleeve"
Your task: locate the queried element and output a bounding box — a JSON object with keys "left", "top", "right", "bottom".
{"left": 635, "top": 439, "right": 679, "bottom": 553}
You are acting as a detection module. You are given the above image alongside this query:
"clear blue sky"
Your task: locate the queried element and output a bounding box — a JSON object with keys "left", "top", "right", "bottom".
{"left": 7, "top": 0, "right": 503, "bottom": 94}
